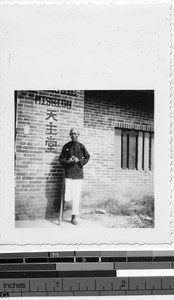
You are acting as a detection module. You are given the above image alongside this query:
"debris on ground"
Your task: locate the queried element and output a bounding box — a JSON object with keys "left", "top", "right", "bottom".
{"left": 93, "top": 209, "right": 106, "bottom": 214}
{"left": 83, "top": 209, "right": 106, "bottom": 215}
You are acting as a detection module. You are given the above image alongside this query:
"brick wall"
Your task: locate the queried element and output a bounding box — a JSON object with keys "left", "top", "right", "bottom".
{"left": 84, "top": 91, "right": 154, "bottom": 130}
{"left": 15, "top": 90, "right": 84, "bottom": 220}
{"left": 82, "top": 91, "right": 154, "bottom": 207}
{"left": 15, "top": 90, "right": 154, "bottom": 219}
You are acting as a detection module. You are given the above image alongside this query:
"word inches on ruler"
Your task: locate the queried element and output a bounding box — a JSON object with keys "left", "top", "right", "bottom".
{"left": 45, "top": 109, "right": 58, "bottom": 153}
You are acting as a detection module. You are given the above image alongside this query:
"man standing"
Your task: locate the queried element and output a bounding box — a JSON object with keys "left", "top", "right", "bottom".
{"left": 59, "top": 128, "right": 90, "bottom": 225}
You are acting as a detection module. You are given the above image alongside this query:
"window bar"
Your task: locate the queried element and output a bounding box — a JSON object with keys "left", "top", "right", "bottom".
{"left": 142, "top": 131, "right": 145, "bottom": 170}
{"left": 121, "top": 130, "right": 123, "bottom": 169}
{"left": 135, "top": 131, "right": 138, "bottom": 170}
{"left": 14, "top": 91, "right": 18, "bottom": 141}
{"left": 149, "top": 132, "right": 152, "bottom": 170}
{"left": 127, "top": 131, "right": 129, "bottom": 169}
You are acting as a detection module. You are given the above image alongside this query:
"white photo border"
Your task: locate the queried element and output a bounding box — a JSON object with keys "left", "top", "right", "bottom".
{"left": 0, "top": 1, "right": 172, "bottom": 246}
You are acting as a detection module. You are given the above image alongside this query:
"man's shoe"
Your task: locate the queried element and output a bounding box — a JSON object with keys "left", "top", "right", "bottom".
{"left": 71, "top": 215, "right": 78, "bottom": 225}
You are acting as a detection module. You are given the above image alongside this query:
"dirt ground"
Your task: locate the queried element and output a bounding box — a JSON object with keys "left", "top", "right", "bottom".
{"left": 63, "top": 208, "right": 154, "bottom": 228}
{"left": 15, "top": 206, "right": 154, "bottom": 228}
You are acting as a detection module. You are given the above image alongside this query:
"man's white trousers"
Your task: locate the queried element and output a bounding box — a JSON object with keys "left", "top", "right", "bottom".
{"left": 64, "top": 178, "right": 83, "bottom": 215}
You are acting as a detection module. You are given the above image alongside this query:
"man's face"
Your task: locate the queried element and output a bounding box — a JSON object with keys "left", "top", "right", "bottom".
{"left": 70, "top": 129, "right": 79, "bottom": 141}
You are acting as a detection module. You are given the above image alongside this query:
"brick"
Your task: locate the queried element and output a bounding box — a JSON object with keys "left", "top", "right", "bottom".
{"left": 15, "top": 90, "right": 154, "bottom": 219}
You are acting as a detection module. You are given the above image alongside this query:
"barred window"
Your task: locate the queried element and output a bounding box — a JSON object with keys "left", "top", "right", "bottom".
{"left": 115, "top": 128, "right": 154, "bottom": 171}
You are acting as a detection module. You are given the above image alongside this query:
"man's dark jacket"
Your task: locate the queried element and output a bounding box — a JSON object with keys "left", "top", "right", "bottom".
{"left": 59, "top": 141, "right": 90, "bottom": 179}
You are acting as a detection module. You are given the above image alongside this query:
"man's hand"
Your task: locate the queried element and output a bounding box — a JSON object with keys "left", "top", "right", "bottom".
{"left": 67, "top": 156, "right": 79, "bottom": 164}
{"left": 72, "top": 156, "right": 79, "bottom": 163}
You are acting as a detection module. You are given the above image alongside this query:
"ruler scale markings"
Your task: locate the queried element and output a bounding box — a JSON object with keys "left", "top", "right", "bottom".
{"left": 0, "top": 278, "right": 174, "bottom": 296}
{"left": 33, "top": 281, "right": 43, "bottom": 293}
{"left": 107, "top": 277, "right": 129, "bottom": 291}
{"left": 42, "top": 278, "right": 62, "bottom": 291}
{"left": 96, "top": 277, "right": 115, "bottom": 291}
{"left": 144, "top": 277, "right": 161, "bottom": 290}
{"left": 163, "top": 276, "right": 174, "bottom": 289}
{"left": 63, "top": 278, "right": 78, "bottom": 291}
{"left": 77, "top": 278, "right": 95, "bottom": 291}
{"left": 1, "top": 252, "right": 174, "bottom": 297}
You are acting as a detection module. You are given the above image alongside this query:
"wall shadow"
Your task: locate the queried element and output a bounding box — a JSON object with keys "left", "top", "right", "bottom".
{"left": 45, "top": 155, "right": 64, "bottom": 220}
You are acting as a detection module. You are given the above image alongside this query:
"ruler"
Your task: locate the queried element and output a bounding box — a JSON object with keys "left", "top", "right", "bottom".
{"left": 0, "top": 251, "right": 174, "bottom": 297}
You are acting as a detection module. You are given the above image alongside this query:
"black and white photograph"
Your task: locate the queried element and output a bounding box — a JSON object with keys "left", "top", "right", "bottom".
{"left": 0, "top": 2, "right": 172, "bottom": 245}
{"left": 15, "top": 90, "right": 154, "bottom": 229}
